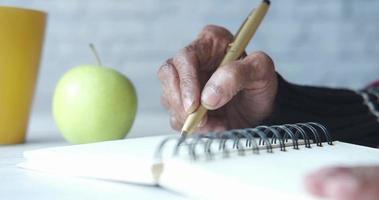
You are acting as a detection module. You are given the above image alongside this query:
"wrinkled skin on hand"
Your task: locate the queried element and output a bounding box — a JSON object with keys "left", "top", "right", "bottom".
{"left": 157, "top": 25, "right": 278, "bottom": 133}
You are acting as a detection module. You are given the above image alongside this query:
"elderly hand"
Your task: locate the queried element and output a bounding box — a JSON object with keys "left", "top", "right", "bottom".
{"left": 157, "top": 25, "right": 278, "bottom": 133}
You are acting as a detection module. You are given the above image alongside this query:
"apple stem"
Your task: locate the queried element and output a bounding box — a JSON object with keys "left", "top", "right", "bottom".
{"left": 89, "top": 43, "right": 103, "bottom": 66}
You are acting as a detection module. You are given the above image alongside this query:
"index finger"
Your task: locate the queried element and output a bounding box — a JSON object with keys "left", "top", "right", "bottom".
{"left": 172, "top": 25, "right": 233, "bottom": 113}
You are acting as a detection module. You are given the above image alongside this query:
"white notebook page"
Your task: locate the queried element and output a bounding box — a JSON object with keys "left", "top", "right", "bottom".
{"left": 19, "top": 135, "right": 170, "bottom": 185}
{"left": 19, "top": 136, "right": 379, "bottom": 200}
{"left": 160, "top": 141, "right": 379, "bottom": 199}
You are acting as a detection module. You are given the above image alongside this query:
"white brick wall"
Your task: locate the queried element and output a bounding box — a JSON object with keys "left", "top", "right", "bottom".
{"left": 2, "top": 0, "right": 379, "bottom": 117}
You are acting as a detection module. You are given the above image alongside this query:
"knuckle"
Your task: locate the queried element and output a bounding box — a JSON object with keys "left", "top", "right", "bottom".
{"left": 202, "top": 25, "right": 233, "bottom": 39}
{"left": 175, "top": 46, "right": 194, "bottom": 62}
{"left": 172, "top": 54, "right": 184, "bottom": 67}
{"left": 180, "top": 73, "right": 196, "bottom": 89}
{"left": 183, "top": 43, "right": 197, "bottom": 54}
{"left": 201, "top": 25, "right": 233, "bottom": 42}
{"left": 157, "top": 59, "right": 174, "bottom": 80}
{"left": 244, "top": 52, "right": 276, "bottom": 87}
{"left": 187, "top": 39, "right": 212, "bottom": 65}
{"left": 173, "top": 48, "right": 196, "bottom": 67}
{"left": 253, "top": 51, "right": 274, "bottom": 68}
{"left": 246, "top": 51, "right": 275, "bottom": 77}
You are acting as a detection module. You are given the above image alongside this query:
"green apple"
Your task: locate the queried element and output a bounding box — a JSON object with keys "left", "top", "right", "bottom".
{"left": 53, "top": 65, "right": 137, "bottom": 144}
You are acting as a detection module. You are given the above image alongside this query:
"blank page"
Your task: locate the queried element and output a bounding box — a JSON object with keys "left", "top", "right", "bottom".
{"left": 19, "top": 135, "right": 171, "bottom": 185}
{"left": 160, "top": 141, "right": 379, "bottom": 199}
{"left": 19, "top": 137, "right": 379, "bottom": 200}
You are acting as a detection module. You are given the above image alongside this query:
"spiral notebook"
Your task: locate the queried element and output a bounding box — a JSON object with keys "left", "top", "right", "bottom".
{"left": 19, "top": 122, "right": 379, "bottom": 200}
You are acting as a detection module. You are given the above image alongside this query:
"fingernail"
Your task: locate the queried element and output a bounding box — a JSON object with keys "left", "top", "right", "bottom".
{"left": 183, "top": 97, "right": 193, "bottom": 113}
{"left": 201, "top": 85, "right": 220, "bottom": 109}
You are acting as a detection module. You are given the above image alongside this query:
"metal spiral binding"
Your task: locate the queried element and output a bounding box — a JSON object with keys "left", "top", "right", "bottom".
{"left": 154, "top": 122, "right": 332, "bottom": 162}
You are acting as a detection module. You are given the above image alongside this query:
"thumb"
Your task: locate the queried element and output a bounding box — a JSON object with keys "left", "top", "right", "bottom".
{"left": 201, "top": 60, "right": 251, "bottom": 110}
{"left": 201, "top": 51, "right": 275, "bottom": 110}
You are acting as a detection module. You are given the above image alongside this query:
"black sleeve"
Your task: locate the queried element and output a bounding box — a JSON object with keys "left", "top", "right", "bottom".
{"left": 263, "top": 74, "right": 379, "bottom": 148}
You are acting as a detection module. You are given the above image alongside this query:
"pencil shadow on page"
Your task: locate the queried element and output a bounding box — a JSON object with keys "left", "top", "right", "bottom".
{"left": 89, "top": 177, "right": 185, "bottom": 197}
{"left": 22, "top": 167, "right": 185, "bottom": 198}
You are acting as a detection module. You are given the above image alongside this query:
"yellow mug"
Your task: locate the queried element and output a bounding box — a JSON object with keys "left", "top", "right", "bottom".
{"left": 0, "top": 6, "right": 46, "bottom": 144}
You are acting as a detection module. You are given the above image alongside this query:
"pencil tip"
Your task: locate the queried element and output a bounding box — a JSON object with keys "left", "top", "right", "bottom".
{"left": 180, "top": 131, "right": 188, "bottom": 137}
{"left": 179, "top": 131, "right": 188, "bottom": 144}
{"left": 263, "top": 0, "right": 270, "bottom": 5}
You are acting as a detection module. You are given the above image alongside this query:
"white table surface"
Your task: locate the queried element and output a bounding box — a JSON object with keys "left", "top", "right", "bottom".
{"left": 0, "top": 112, "right": 188, "bottom": 200}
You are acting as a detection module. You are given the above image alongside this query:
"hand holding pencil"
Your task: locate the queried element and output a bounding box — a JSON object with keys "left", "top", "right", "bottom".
{"left": 157, "top": 1, "right": 379, "bottom": 199}
{"left": 157, "top": 0, "right": 277, "bottom": 134}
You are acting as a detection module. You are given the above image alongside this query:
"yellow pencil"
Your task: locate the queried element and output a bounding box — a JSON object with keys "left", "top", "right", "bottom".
{"left": 180, "top": 0, "right": 270, "bottom": 137}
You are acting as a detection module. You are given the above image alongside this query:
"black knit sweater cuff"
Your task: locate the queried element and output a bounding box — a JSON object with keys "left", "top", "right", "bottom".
{"left": 264, "top": 73, "right": 379, "bottom": 147}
